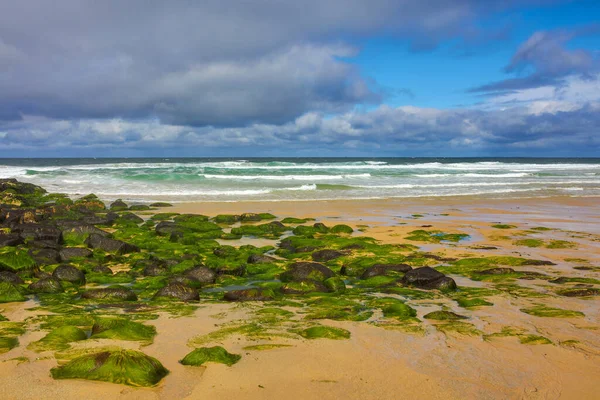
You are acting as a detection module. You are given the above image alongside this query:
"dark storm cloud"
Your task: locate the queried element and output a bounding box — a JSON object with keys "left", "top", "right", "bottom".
{"left": 471, "top": 27, "right": 600, "bottom": 94}
{"left": 0, "top": 0, "right": 563, "bottom": 126}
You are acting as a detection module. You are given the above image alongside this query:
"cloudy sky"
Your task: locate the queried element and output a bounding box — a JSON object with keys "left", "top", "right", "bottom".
{"left": 1, "top": 0, "right": 599, "bottom": 157}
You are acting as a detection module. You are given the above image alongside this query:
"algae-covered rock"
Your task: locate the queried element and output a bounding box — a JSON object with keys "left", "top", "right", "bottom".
{"left": 223, "top": 288, "right": 275, "bottom": 302}
{"left": 28, "top": 277, "right": 63, "bottom": 293}
{"left": 0, "top": 248, "right": 37, "bottom": 273}
{"left": 214, "top": 214, "right": 241, "bottom": 224}
{"left": 423, "top": 311, "right": 467, "bottom": 320}
{"left": 311, "top": 249, "right": 345, "bottom": 262}
{"left": 52, "top": 265, "right": 86, "bottom": 285}
{"left": 184, "top": 266, "right": 217, "bottom": 284}
{"left": 85, "top": 233, "right": 140, "bottom": 254}
{"left": 247, "top": 254, "right": 277, "bottom": 264}
{"left": 299, "top": 326, "right": 351, "bottom": 340}
{"left": 330, "top": 224, "right": 353, "bottom": 234}
{"left": 154, "top": 283, "right": 199, "bottom": 301}
{"left": 109, "top": 199, "right": 128, "bottom": 211}
{"left": 180, "top": 346, "right": 241, "bottom": 367}
{"left": 324, "top": 277, "right": 346, "bottom": 292}
{"left": 0, "top": 233, "right": 24, "bottom": 247}
{"left": 91, "top": 317, "right": 156, "bottom": 344}
{"left": 0, "top": 282, "right": 26, "bottom": 303}
{"left": 92, "top": 265, "right": 113, "bottom": 275}
{"left": 0, "top": 271, "right": 24, "bottom": 285}
{"left": 401, "top": 267, "right": 457, "bottom": 291}
{"left": 29, "top": 248, "right": 60, "bottom": 265}
{"left": 150, "top": 202, "right": 173, "bottom": 207}
{"left": 81, "top": 286, "right": 138, "bottom": 301}
{"left": 280, "top": 262, "right": 334, "bottom": 282}
{"left": 12, "top": 224, "right": 62, "bottom": 243}
{"left": 117, "top": 212, "right": 144, "bottom": 224}
{"left": 59, "top": 248, "right": 93, "bottom": 262}
{"left": 0, "top": 336, "right": 19, "bottom": 354}
{"left": 28, "top": 326, "right": 87, "bottom": 352}
{"left": 51, "top": 349, "right": 169, "bottom": 387}
{"left": 361, "top": 263, "right": 412, "bottom": 279}
{"left": 280, "top": 280, "right": 329, "bottom": 295}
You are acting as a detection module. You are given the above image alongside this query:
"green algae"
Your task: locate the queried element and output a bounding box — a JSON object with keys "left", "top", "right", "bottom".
{"left": 546, "top": 240, "right": 576, "bottom": 249}
{"left": 405, "top": 230, "right": 469, "bottom": 243}
{"left": 0, "top": 282, "right": 26, "bottom": 303}
{"left": 434, "top": 321, "right": 482, "bottom": 336}
{"left": 491, "top": 224, "right": 517, "bottom": 229}
{"left": 243, "top": 344, "right": 293, "bottom": 351}
{"left": 0, "top": 248, "right": 36, "bottom": 273}
{"left": 150, "top": 212, "right": 179, "bottom": 221}
{"left": 323, "top": 277, "right": 346, "bottom": 292}
{"left": 28, "top": 326, "right": 87, "bottom": 352}
{"left": 180, "top": 346, "right": 241, "bottom": 367}
{"left": 281, "top": 217, "right": 314, "bottom": 224}
{"left": 520, "top": 305, "right": 584, "bottom": 318}
{"left": 423, "top": 310, "right": 467, "bottom": 320}
{"left": 37, "top": 314, "right": 96, "bottom": 330}
{"left": 51, "top": 349, "right": 169, "bottom": 387}
{"left": 368, "top": 297, "right": 417, "bottom": 321}
{"left": 556, "top": 288, "right": 600, "bottom": 297}
{"left": 299, "top": 326, "right": 350, "bottom": 340}
{"left": 456, "top": 297, "right": 493, "bottom": 308}
{"left": 90, "top": 317, "right": 157, "bottom": 345}
{"left": 0, "top": 336, "right": 18, "bottom": 354}
{"left": 330, "top": 225, "right": 353, "bottom": 234}
{"left": 303, "top": 297, "right": 372, "bottom": 322}
{"left": 519, "top": 335, "right": 552, "bottom": 345}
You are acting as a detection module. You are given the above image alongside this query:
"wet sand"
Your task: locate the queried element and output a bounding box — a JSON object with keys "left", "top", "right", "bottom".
{"left": 1, "top": 196, "right": 600, "bottom": 399}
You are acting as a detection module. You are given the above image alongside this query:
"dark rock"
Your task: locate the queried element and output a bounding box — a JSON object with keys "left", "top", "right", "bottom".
{"left": 57, "top": 221, "right": 109, "bottom": 237}
{"left": 247, "top": 254, "right": 277, "bottom": 264}
{"left": 184, "top": 266, "right": 217, "bottom": 284}
{"left": 28, "top": 239, "right": 61, "bottom": 249}
{"left": 401, "top": 267, "right": 457, "bottom": 291}
{"left": 33, "top": 270, "right": 52, "bottom": 279}
{"left": 341, "top": 243, "right": 365, "bottom": 250}
{"left": 521, "top": 259, "right": 556, "bottom": 266}
{"left": 150, "top": 202, "right": 173, "bottom": 207}
{"left": 0, "top": 233, "right": 23, "bottom": 247}
{"left": 361, "top": 263, "right": 412, "bottom": 279}
{"left": 296, "top": 246, "right": 320, "bottom": 253}
{"left": 280, "top": 262, "right": 335, "bottom": 282}
{"left": 0, "top": 179, "right": 46, "bottom": 195}
{"left": 29, "top": 277, "right": 63, "bottom": 293}
{"left": 13, "top": 223, "right": 62, "bottom": 243}
{"left": 153, "top": 283, "right": 199, "bottom": 301}
{"left": 223, "top": 288, "right": 275, "bottom": 301}
{"left": 216, "top": 265, "right": 246, "bottom": 277}
{"left": 268, "top": 221, "right": 285, "bottom": 229}
{"left": 478, "top": 267, "right": 515, "bottom": 275}
{"left": 155, "top": 221, "right": 181, "bottom": 236}
{"left": 118, "top": 212, "right": 144, "bottom": 224}
{"left": 557, "top": 288, "right": 600, "bottom": 297}
{"left": 52, "top": 265, "right": 86, "bottom": 285}
{"left": 29, "top": 248, "right": 61, "bottom": 265}
{"left": 81, "top": 215, "right": 114, "bottom": 225}
{"left": 59, "top": 247, "right": 93, "bottom": 262}
{"left": 109, "top": 199, "right": 128, "bottom": 211}
{"left": 92, "top": 265, "right": 113, "bottom": 274}
{"left": 81, "top": 287, "right": 138, "bottom": 301}
{"left": 311, "top": 249, "right": 345, "bottom": 262}
{"left": 85, "top": 233, "right": 140, "bottom": 254}
{"left": 143, "top": 264, "right": 167, "bottom": 276}
{"left": 0, "top": 271, "right": 24, "bottom": 285}
{"left": 280, "top": 280, "right": 329, "bottom": 294}
{"left": 470, "top": 245, "right": 498, "bottom": 250}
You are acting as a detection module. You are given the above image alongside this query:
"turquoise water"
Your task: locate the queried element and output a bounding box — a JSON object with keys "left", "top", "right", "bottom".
{"left": 1, "top": 158, "right": 599, "bottom": 202}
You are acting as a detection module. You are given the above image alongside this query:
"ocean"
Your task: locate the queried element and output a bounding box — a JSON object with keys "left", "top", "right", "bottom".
{"left": 0, "top": 158, "right": 599, "bottom": 203}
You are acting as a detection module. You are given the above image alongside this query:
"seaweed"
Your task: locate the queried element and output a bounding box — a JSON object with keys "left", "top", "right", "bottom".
{"left": 28, "top": 326, "right": 87, "bottom": 352}
{"left": 180, "top": 346, "right": 241, "bottom": 366}
{"left": 298, "top": 326, "right": 350, "bottom": 340}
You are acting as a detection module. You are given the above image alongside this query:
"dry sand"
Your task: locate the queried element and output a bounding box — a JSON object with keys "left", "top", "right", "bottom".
{"left": 1, "top": 196, "right": 599, "bottom": 399}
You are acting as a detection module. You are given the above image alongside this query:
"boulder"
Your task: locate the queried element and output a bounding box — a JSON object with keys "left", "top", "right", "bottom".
{"left": 153, "top": 283, "right": 199, "bottom": 301}
{"left": 361, "top": 263, "right": 412, "bottom": 279}
{"left": 0, "top": 233, "right": 23, "bottom": 247}
{"left": 81, "top": 287, "right": 138, "bottom": 301}
{"left": 311, "top": 249, "right": 345, "bottom": 262}
{"left": 85, "top": 233, "right": 140, "bottom": 254}
{"left": 58, "top": 221, "right": 109, "bottom": 237}
{"left": 247, "top": 254, "right": 277, "bottom": 264}
{"left": 143, "top": 264, "right": 167, "bottom": 277}
{"left": 29, "top": 277, "right": 63, "bottom": 293}
{"left": 184, "top": 266, "right": 217, "bottom": 284}
{"left": 52, "top": 265, "right": 86, "bottom": 285}
{"left": 0, "top": 271, "right": 24, "bottom": 285}
{"left": 280, "top": 262, "right": 334, "bottom": 282}
{"left": 92, "top": 265, "right": 113, "bottom": 275}
{"left": 59, "top": 247, "right": 93, "bottom": 262}
{"left": 29, "top": 248, "right": 61, "bottom": 265}
{"left": 13, "top": 223, "right": 62, "bottom": 243}
{"left": 155, "top": 221, "right": 181, "bottom": 236}
{"left": 401, "top": 267, "right": 456, "bottom": 291}
{"left": 118, "top": 213, "right": 144, "bottom": 224}
{"left": 109, "top": 199, "right": 128, "bottom": 211}
{"left": 223, "top": 288, "right": 275, "bottom": 302}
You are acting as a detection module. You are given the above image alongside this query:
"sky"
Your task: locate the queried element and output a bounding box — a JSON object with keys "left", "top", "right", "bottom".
{"left": 0, "top": 0, "right": 599, "bottom": 157}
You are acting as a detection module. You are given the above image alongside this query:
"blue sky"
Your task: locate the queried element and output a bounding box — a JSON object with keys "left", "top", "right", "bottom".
{"left": 0, "top": 0, "right": 599, "bottom": 157}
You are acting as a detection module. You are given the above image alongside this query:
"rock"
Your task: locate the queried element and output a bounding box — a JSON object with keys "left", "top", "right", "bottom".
{"left": 92, "top": 265, "right": 113, "bottom": 274}
{"left": 280, "top": 280, "right": 329, "bottom": 294}
{"left": 155, "top": 221, "right": 181, "bottom": 236}
{"left": 150, "top": 202, "right": 173, "bottom": 207}
{"left": 0, "top": 271, "right": 24, "bottom": 285}
{"left": 341, "top": 243, "right": 365, "bottom": 250}
{"left": 280, "top": 262, "right": 334, "bottom": 282}
{"left": 29, "top": 248, "right": 61, "bottom": 265}
{"left": 28, "top": 239, "right": 61, "bottom": 249}
{"left": 0, "top": 281, "right": 26, "bottom": 302}
{"left": 153, "top": 283, "right": 199, "bottom": 301}
{"left": 247, "top": 254, "right": 277, "bottom": 264}
{"left": 557, "top": 288, "right": 600, "bottom": 297}
{"left": 521, "top": 259, "right": 556, "bottom": 266}
{"left": 240, "top": 213, "right": 261, "bottom": 222}
{"left": 59, "top": 247, "right": 93, "bottom": 262}
{"left": 13, "top": 223, "right": 62, "bottom": 243}
{"left": 478, "top": 267, "right": 515, "bottom": 275}
{"left": 29, "top": 277, "right": 63, "bottom": 293}
{"left": 324, "top": 277, "right": 346, "bottom": 292}
{"left": 223, "top": 288, "right": 275, "bottom": 302}
{"left": 0, "top": 179, "right": 46, "bottom": 195}
{"left": 184, "top": 266, "right": 217, "bottom": 284}
{"left": 81, "top": 287, "right": 138, "bottom": 301}
{"left": 52, "top": 265, "right": 86, "bottom": 285}
{"left": 361, "top": 263, "right": 412, "bottom": 279}
{"left": 423, "top": 311, "right": 467, "bottom": 320}
{"left": 58, "top": 221, "right": 109, "bottom": 237}
{"left": 0, "top": 233, "right": 23, "bottom": 247}
{"left": 216, "top": 265, "right": 246, "bottom": 277}
{"left": 85, "top": 233, "right": 140, "bottom": 254}
{"left": 109, "top": 199, "right": 128, "bottom": 211}
{"left": 401, "top": 267, "right": 457, "bottom": 291}
{"left": 143, "top": 264, "right": 167, "bottom": 276}
{"left": 118, "top": 212, "right": 144, "bottom": 224}
{"left": 128, "top": 204, "right": 150, "bottom": 211}
{"left": 213, "top": 246, "right": 237, "bottom": 258}
{"left": 311, "top": 249, "right": 345, "bottom": 262}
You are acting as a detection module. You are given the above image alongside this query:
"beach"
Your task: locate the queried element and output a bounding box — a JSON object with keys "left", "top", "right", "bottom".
{"left": 1, "top": 179, "right": 599, "bottom": 400}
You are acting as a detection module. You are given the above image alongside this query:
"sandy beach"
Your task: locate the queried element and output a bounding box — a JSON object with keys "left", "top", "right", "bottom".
{"left": 1, "top": 194, "right": 600, "bottom": 400}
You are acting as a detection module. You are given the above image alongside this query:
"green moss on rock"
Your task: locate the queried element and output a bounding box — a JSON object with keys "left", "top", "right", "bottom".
{"left": 0, "top": 282, "right": 26, "bottom": 303}
{"left": 91, "top": 317, "right": 157, "bottom": 345}
{"left": 180, "top": 346, "right": 241, "bottom": 367}
{"left": 28, "top": 326, "right": 87, "bottom": 352}
{"left": 299, "top": 326, "right": 351, "bottom": 340}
